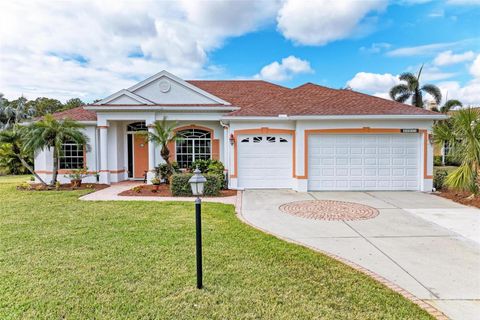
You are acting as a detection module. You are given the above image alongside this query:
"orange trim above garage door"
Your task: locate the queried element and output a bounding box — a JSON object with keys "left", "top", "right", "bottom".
{"left": 302, "top": 128, "right": 430, "bottom": 180}
{"left": 231, "top": 127, "right": 296, "bottom": 178}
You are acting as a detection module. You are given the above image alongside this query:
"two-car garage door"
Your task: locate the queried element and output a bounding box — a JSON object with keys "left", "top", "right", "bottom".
{"left": 235, "top": 133, "right": 421, "bottom": 191}
{"left": 308, "top": 134, "right": 420, "bottom": 191}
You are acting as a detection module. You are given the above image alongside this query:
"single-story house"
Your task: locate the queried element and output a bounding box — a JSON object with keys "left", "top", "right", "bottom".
{"left": 34, "top": 70, "right": 445, "bottom": 191}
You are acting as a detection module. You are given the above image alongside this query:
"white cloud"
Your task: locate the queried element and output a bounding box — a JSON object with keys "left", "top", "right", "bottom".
{"left": 447, "top": 0, "right": 480, "bottom": 5}
{"left": 433, "top": 50, "right": 475, "bottom": 66}
{"left": 386, "top": 41, "right": 461, "bottom": 57}
{"left": 0, "top": 0, "right": 277, "bottom": 102}
{"left": 347, "top": 72, "right": 399, "bottom": 93}
{"left": 438, "top": 80, "right": 480, "bottom": 105}
{"left": 469, "top": 54, "right": 480, "bottom": 78}
{"left": 276, "top": 0, "right": 387, "bottom": 46}
{"left": 359, "top": 42, "right": 391, "bottom": 54}
{"left": 254, "top": 56, "right": 313, "bottom": 81}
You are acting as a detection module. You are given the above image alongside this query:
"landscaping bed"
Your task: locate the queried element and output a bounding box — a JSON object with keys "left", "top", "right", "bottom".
{"left": 436, "top": 190, "right": 480, "bottom": 209}
{"left": 118, "top": 184, "right": 237, "bottom": 198}
{"left": 17, "top": 182, "right": 109, "bottom": 191}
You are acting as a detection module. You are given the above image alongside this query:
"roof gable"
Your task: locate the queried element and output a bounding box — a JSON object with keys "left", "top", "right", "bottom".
{"left": 95, "top": 70, "right": 231, "bottom": 106}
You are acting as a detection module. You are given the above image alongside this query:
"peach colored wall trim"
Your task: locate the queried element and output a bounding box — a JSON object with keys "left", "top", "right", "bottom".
{"left": 36, "top": 169, "right": 125, "bottom": 174}
{"left": 420, "top": 129, "right": 433, "bottom": 179}
{"left": 303, "top": 128, "right": 430, "bottom": 180}
{"left": 231, "top": 127, "right": 296, "bottom": 179}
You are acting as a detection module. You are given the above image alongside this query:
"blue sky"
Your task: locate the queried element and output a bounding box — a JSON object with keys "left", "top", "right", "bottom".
{"left": 1, "top": 0, "right": 479, "bottom": 104}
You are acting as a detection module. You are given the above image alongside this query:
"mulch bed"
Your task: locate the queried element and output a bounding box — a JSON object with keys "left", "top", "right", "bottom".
{"left": 118, "top": 184, "right": 237, "bottom": 198}
{"left": 18, "top": 183, "right": 109, "bottom": 191}
{"left": 436, "top": 190, "right": 480, "bottom": 209}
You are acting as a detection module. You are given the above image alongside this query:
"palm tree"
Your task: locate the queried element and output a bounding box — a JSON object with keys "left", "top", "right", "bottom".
{"left": 440, "top": 99, "right": 462, "bottom": 113}
{"left": 389, "top": 65, "right": 442, "bottom": 108}
{"left": 0, "top": 96, "right": 36, "bottom": 129}
{"left": 433, "top": 108, "right": 480, "bottom": 195}
{"left": 24, "top": 115, "right": 89, "bottom": 185}
{"left": 142, "top": 117, "right": 181, "bottom": 181}
{"left": 0, "top": 126, "right": 47, "bottom": 184}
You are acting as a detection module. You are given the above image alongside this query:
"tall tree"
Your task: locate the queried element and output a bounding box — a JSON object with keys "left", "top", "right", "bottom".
{"left": 27, "top": 97, "right": 63, "bottom": 117}
{"left": 63, "top": 98, "right": 84, "bottom": 111}
{"left": 389, "top": 65, "right": 442, "bottom": 108}
{"left": 25, "top": 115, "right": 89, "bottom": 185}
{"left": 0, "top": 126, "right": 46, "bottom": 184}
{"left": 1, "top": 96, "right": 36, "bottom": 129}
{"left": 434, "top": 108, "right": 480, "bottom": 195}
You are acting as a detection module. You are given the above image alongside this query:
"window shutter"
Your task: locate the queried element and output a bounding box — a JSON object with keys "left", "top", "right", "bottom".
{"left": 212, "top": 139, "right": 220, "bottom": 160}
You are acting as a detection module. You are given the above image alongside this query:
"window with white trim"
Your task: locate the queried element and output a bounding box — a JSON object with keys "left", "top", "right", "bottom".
{"left": 59, "top": 141, "right": 84, "bottom": 169}
{"left": 176, "top": 129, "right": 211, "bottom": 168}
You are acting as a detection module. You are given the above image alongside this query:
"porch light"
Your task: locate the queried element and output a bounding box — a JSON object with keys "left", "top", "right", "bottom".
{"left": 229, "top": 133, "right": 235, "bottom": 145}
{"left": 188, "top": 167, "right": 207, "bottom": 289}
{"left": 189, "top": 167, "right": 206, "bottom": 196}
{"left": 428, "top": 133, "right": 434, "bottom": 145}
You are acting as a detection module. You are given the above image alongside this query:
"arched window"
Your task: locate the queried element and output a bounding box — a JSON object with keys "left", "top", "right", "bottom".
{"left": 127, "top": 121, "right": 147, "bottom": 132}
{"left": 176, "top": 129, "right": 211, "bottom": 168}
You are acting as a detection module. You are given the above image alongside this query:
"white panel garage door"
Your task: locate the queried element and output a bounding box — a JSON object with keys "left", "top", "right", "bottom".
{"left": 308, "top": 134, "right": 420, "bottom": 191}
{"left": 238, "top": 134, "right": 292, "bottom": 188}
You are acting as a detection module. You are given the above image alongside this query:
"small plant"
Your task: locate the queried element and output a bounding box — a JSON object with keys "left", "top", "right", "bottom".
{"left": 17, "top": 182, "right": 31, "bottom": 190}
{"left": 170, "top": 173, "right": 223, "bottom": 196}
{"left": 55, "top": 181, "right": 61, "bottom": 191}
{"left": 29, "top": 176, "right": 35, "bottom": 182}
{"left": 132, "top": 185, "right": 142, "bottom": 193}
{"left": 151, "top": 177, "right": 161, "bottom": 185}
{"left": 64, "top": 168, "right": 93, "bottom": 188}
{"left": 433, "top": 156, "right": 442, "bottom": 167}
{"left": 35, "top": 184, "right": 45, "bottom": 191}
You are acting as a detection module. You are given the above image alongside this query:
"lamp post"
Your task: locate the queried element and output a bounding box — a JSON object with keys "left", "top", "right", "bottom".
{"left": 188, "top": 167, "right": 206, "bottom": 289}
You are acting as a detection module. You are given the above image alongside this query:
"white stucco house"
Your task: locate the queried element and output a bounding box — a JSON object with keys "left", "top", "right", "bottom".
{"left": 34, "top": 70, "right": 445, "bottom": 192}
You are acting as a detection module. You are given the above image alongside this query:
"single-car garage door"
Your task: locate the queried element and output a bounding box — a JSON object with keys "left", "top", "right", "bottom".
{"left": 237, "top": 134, "right": 292, "bottom": 188}
{"left": 308, "top": 134, "right": 420, "bottom": 191}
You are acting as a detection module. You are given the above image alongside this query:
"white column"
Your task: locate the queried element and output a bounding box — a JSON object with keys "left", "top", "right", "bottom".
{"left": 146, "top": 125, "right": 156, "bottom": 184}
{"left": 99, "top": 125, "right": 110, "bottom": 184}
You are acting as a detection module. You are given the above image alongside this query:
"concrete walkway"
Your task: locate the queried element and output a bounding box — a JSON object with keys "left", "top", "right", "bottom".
{"left": 80, "top": 181, "right": 237, "bottom": 205}
{"left": 241, "top": 190, "right": 480, "bottom": 320}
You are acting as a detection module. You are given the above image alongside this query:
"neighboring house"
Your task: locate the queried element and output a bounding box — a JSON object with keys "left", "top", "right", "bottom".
{"left": 34, "top": 70, "right": 445, "bottom": 191}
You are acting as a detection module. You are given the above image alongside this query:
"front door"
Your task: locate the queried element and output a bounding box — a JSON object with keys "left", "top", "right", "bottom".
{"left": 133, "top": 135, "right": 148, "bottom": 179}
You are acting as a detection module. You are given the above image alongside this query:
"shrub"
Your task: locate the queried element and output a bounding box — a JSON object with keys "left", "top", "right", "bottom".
{"left": 445, "top": 155, "right": 461, "bottom": 167}
{"left": 155, "top": 162, "right": 180, "bottom": 182}
{"left": 170, "top": 173, "right": 223, "bottom": 196}
{"left": 132, "top": 185, "right": 142, "bottom": 193}
{"left": 433, "top": 156, "right": 442, "bottom": 166}
{"left": 190, "top": 159, "right": 224, "bottom": 175}
{"left": 434, "top": 169, "right": 448, "bottom": 190}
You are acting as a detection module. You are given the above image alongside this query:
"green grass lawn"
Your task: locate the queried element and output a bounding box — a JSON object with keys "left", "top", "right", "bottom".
{"left": 0, "top": 176, "right": 433, "bottom": 319}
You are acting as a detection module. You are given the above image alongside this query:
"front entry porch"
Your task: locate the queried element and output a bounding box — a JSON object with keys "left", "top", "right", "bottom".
{"left": 96, "top": 119, "right": 226, "bottom": 185}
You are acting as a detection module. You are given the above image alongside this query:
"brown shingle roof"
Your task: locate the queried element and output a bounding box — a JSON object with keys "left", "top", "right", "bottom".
{"left": 50, "top": 80, "right": 440, "bottom": 120}
{"left": 49, "top": 106, "right": 97, "bottom": 121}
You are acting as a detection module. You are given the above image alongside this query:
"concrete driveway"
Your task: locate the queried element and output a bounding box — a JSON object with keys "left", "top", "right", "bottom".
{"left": 241, "top": 190, "right": 480, "bottom": 320}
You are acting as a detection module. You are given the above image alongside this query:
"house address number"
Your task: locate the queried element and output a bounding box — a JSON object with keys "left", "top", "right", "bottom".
{"left": 401, "top": 129, "right": 419, "bottom": 133}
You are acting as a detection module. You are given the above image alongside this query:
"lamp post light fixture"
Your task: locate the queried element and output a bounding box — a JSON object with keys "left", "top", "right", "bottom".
{"left": 188, "top": 167, "right": 207, "bottom": 289}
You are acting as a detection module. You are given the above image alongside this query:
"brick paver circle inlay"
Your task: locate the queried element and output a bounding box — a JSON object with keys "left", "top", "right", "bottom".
{"left": 279, "top": 200, "right": 379, "bottom": 221}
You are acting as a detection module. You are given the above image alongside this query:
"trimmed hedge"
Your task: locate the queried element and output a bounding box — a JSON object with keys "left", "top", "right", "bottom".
{"left": 170, "top": 173, "right": 223, "bottom": 196}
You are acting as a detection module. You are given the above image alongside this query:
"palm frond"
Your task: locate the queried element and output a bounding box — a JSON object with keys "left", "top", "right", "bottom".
{"left": 441, "top": 99, "right": 462, "bottom": 113}
{"left": 389, "top": 84, "right": 410, "bottom": 101}
{"left": 421, "top": 84, "right": 442, "bottom": 104}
